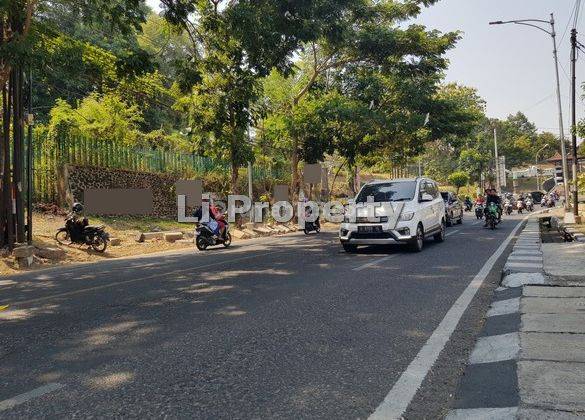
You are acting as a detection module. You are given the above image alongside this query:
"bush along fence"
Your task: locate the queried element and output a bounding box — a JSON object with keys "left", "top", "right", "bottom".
{"left": 31, "top": 132, "right": 287, "bottom": 203}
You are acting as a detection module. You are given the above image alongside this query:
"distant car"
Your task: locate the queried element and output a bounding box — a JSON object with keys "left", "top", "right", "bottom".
{"left": 440, "top": 191, "right": 463, "bottom": 226}
{"left": 339, "top": 177, "right": 446, "bottom": 253}
{"left": 530, "top": 191, "right": 544, "bottom": 203}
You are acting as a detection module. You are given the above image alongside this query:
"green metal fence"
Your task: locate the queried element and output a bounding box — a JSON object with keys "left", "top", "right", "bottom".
{"left": 32, "top": 133, "right": 286, "bottom": 203}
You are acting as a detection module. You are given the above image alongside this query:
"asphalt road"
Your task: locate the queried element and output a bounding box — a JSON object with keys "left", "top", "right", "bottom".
{"left": 0, "top": 213, "right": 525, "bottom": 419}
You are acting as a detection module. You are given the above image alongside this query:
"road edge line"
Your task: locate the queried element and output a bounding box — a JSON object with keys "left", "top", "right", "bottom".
{"left": 0, "top": 383, "right": 64, "bottom": 412}
{"left": 368, "top": 218, "right": 526, "bottom": 420}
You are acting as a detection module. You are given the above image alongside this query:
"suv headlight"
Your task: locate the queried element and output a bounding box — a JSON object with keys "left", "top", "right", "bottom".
{"left": 399, "top": 211, "right": 414, "bottom": 221}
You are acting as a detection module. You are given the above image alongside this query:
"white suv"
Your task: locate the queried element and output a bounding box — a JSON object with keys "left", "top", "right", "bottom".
{"left": 339, "top": 178, "right": 446, "bottom": 252}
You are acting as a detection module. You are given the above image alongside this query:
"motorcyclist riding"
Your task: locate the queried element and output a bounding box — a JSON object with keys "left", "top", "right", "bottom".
{"left": 484, "top": 188, "right": 502, "bottom": 227}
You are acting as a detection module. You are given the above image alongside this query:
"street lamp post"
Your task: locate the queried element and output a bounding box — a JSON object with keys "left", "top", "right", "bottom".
{"left": 535, "top": 144, "right": 550, "bottom": 191}
{"left": 490, "top": 14, "right": 570, "bottom": 210}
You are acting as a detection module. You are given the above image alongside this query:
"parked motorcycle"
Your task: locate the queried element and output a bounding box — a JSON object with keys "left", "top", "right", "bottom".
{"left": 303, "top": 208, "right": 321, "bottom": 235}
{"left": 475, "top": 204, "right": 485, "bottom": 220}
{"left": 195, "top": 221, "right": 232, "bottom": 250}
{"left": 485, "top": 203, "right": 499, "bottom": 230}
{"left": 55, "top": 203, "right": 109, "bottom": 252}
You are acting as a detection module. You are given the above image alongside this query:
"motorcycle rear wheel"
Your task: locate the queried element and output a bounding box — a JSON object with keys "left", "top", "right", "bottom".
{"left": 91, "top": 235, "right": 108, "bottom": 253}
{"left": 223, "top": 233, "right": 232, "bottom": 248}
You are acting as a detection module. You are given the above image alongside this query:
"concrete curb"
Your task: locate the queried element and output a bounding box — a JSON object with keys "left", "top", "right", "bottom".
{"left": 447, "top": 217, "right": 546, "bottom": 419}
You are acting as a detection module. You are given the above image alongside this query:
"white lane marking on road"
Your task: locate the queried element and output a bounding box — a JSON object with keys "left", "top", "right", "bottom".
{"left": 487, "top": 297, "right": 520, "bottom": 317}
{"left": 368, "top": 217, "right": 526, "bottom": 420}
{"left": 445, "top": 229, "right": 460, "bottom": 237}
{"left": 0, "top": 383, "right": 64, "bottom": 411}
{"left": 353, "top": 255, "right": 398, "bottom": 271}
{"left": 10, "top": 249, "right": 289, "bottom": 307}
{"left": 469, "top": 333, "right": 520, "bottom": 364}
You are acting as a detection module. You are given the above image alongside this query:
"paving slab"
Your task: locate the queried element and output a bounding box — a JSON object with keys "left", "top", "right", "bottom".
{"left": 502, "top": 273, "right": 547, "bottom": 288}
{"left": 516, "top": 240, "right": 540, "bottom": 245}
{"left": 507, "top": 255, "right": 543, "bottom": 261}
{"left": 480, "top": 312, "right": 521, "bottom": 337}
{"left": 524, "top": 286, "right": 585, "bottom": 298}
{"left": 446, "top": 407, "right": 518, "bottom": 420}
{"left": 469, "top": 333, "right": 519, "bottom": 364}
{"left": 542, "top": 242, "right": 585, "bottom": 277}
{"left": 522, "top": 313, "right": 585, "bottom": 333}
{"left": 514, "top": 248, "right": 541, "bottom": 253}
{"left": 517, "top": 408, "right": 584, "bottom": 419}
{"left": 487, "top": 297, "right": 520, "bottom": 317}
{"left": 521, "top": 297, "right": 585, "bottom": 314}
{"left": 451, "top": 360, "right": 519, "bottom": 410}
{"left": 518, "top": 361, "right": 585, "bottom": 412}
{"left": 504, "top": 265, "right": 546, "bottom": 274}
{"left": 520, "top": 332, "right": 585, "bottom": 363}
{"left": 510, "top": 250, "right": 542, "bottom": 256}
{"left": 505, "top": 262, "right": 543, "bottom": 269}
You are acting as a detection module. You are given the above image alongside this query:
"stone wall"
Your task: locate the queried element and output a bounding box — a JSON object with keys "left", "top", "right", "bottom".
{"left": 66, "top": 165, "right": 179, "bottom": 218}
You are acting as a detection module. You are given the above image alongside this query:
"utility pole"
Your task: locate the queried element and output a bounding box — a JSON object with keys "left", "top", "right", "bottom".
{"left": 494, "top": 128, "right": 500, "bottom": 192}
{"left": 26, "top": 69, "right": 33, "bottom": 245}
{"left": 489, "top": 14, "right": 570, "bottom": 208}
{"left": 571, "top": 28, "right": 580, "bottom": 221}
{"left": 551, "top": 14, "right": 571, "bottom": 210}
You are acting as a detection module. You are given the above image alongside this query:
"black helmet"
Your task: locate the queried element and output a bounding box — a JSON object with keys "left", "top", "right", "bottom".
{"left": 72, "top": 202, "right": 83, "bottom": 213}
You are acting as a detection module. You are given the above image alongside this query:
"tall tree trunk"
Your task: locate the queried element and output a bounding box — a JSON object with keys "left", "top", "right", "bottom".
{"left": 290, "top": 137, "right": 299, "bottom": 201}
{"left": 231, "top": 160, "right": 239, "bottom": 195}
{"left": 2, "top": 74, "right": 14, "bottom": 249}
{"left": 229, "top": 109, "right": 239, "bottom": 195}
{"left": 347, "top": 164, "right": 357, "bottom": 196}
{"left": 329, "top": 159, "right": 347, "bottom": 201}
{"left": 12, "top": 66, "right": 25, "bottom": 243}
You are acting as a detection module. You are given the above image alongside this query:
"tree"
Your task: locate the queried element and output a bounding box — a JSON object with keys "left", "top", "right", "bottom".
{"left": 448, "top": 171, "right": 470, "bottom": 194}
{"left": 1, "top": 0, "right": 148, "bottom": 248}
{"left": 458, "top": 147, "right": 489, "bottom": 184}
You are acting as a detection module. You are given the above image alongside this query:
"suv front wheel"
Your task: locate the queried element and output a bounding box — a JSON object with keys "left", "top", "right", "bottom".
{"left": 342, "top": 243, "right": 358, "bottom": 253}
{"left": 409, "top": 224, "right": 424, "bottom": 252}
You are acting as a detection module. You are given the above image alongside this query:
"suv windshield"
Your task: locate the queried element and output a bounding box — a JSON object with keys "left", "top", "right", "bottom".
{"left": 440, "top": 192, "right": 449, "bottom": 202}
{"left": 356, "top": 181, "right": 417, "bottom": 203}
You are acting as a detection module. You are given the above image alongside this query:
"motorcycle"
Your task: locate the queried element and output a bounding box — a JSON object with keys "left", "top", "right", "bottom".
{"left": 195, "top": 221, "right": 232, "bottom": 251}
{"left": 485, "top": 203, "right": 499, "bottom": 230}
{"left": 464, "top": 200, "right": 473, "bottom": 212}
{"left": 525, "top": 199, "right": 534, "bottom": 212}
{"left": 303, "top": 208, "right": 321, "bottom": 235}
{"left": 475, "top": 203, "right": 485, "bottom": 220}
{"left": 503, "top": 199, "right": 513, "bottom": 216}
{"left": 516, "top": 199, "right": 525, "bottom": 214}
{"left": 55, "top": 213, "right": 109, "bottom": 252}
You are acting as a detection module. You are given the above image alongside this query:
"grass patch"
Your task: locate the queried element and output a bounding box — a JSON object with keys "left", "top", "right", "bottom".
{"left": 88, "top": 215, "right": 190, "bottom": 233}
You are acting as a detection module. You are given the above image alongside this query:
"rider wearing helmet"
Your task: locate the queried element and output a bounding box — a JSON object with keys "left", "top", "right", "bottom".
{"left": 484, "top": 188, "right": 502, "bottom": 227}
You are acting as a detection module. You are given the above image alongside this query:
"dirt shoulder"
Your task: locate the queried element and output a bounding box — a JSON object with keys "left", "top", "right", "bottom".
{"left": 1, "top": 213, "right": 334, "bottom": 276}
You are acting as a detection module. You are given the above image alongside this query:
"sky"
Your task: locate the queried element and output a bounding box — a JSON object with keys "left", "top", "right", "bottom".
{"left": 146, "top": 0, "right": 585, "bottom": 135}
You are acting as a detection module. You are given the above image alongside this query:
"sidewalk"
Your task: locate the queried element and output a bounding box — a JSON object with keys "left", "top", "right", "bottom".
{"left": 446, "top": 217, "right": 585, "bottom": 419}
